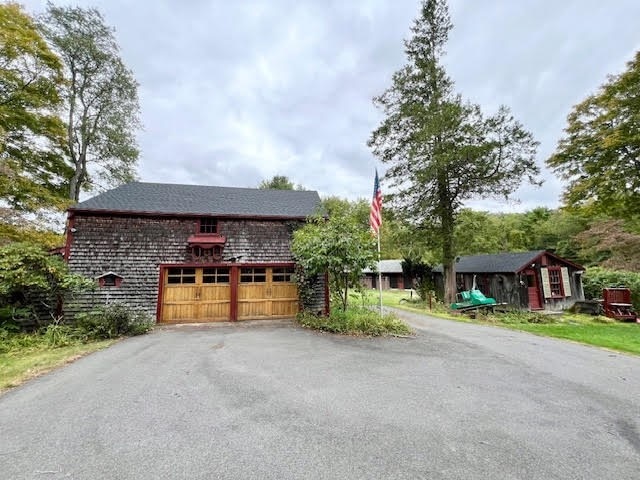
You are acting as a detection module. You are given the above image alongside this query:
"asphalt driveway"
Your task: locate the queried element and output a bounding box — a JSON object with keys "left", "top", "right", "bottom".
{"left": 1, "top": 313, "right": 639, "bottom": 479}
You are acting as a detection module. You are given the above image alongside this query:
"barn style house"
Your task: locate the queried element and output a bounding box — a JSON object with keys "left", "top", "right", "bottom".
{"left": 64, "top": 182, "right": 326, "bottom": 323}
{"left": 433, "top": 250, "right": 585, "bottom": 311}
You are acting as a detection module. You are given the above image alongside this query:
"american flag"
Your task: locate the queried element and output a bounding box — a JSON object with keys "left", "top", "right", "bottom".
{"left": 369, "top": 169, "right": 382, "bottom": 235}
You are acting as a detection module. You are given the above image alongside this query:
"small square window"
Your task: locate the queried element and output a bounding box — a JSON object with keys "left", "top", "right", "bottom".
{"left": 199, "top": 218, "right": 217, "bottom": 234}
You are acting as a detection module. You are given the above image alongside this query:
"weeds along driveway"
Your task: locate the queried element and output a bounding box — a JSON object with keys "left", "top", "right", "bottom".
{"left": 1, "top": 318, "right": 639, "bottom": 480}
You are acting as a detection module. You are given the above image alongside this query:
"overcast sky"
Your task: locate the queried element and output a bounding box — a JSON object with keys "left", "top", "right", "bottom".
{"left": 25, "top": 0, "right": 640, "bottom": 211}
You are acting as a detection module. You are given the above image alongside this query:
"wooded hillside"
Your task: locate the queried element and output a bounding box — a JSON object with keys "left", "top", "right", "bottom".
{"left": 380, "top": 206, "right": 640, "bottom": 272}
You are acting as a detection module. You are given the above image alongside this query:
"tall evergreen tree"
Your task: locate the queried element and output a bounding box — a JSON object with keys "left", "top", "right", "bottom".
{"left": 368, "top": 0, "right": 539, "bottom": 302}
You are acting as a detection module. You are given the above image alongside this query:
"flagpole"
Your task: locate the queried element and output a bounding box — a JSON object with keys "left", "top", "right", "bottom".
{"left": 370, "top": 168, "right": 383, "bottom": 317}
{"left": 377, "top": 228, "right": 383, "bottom": 316}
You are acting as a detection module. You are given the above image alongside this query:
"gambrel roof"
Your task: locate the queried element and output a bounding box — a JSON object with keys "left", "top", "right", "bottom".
{"left": 432, "top": 250, "right": 582, "bottom": 274}
{"left": 71, "top": 182, "right": 323, "bottom": 218}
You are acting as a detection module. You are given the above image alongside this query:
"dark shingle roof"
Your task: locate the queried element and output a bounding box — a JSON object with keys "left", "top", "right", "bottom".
{"left": 363, "top": 259, "right": 404, "bottom": 274}
{"left": 432, "top": 251, "right": 546, "bottom": 274}
{"left": 71, "top": 182, "right": 323, "bottom": 218}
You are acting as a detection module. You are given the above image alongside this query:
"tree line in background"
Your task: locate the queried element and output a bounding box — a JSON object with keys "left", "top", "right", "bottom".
{"left": 264, "top": 170, "right": 640, "bottom": 310}
{"left": 279, "top": 182, "right": 639, "bottom": 275}
{"left": 0, "top": 2, "right": 139, "bottom": 247}
{"left": 382, "top": 207, "right": 640, "bottom": 272}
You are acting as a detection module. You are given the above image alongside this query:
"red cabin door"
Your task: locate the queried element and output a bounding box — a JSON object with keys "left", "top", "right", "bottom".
{"left": 524, "top": 269, "right": 542, "bottom": 310}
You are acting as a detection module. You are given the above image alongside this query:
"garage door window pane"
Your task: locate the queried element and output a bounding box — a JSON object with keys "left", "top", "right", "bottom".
{"left": 203, "top": 268, "right": 230, "bottom": 284}
{"left": 241, "top": 267, "right": 266, "bottom": 283}
{"left": 167, "top": 267, "right": 196, "bottom": 284}
{"left": 273, "top": 267, "right": 294, "bottom": 282}
{"left": 181, "top": 268, "right": 195, "bottom": 283}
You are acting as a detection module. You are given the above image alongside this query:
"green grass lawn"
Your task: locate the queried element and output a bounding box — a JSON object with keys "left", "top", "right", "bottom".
{"left": 503, "top": 322, "right": 640, "bottom": 355}
{"left": 365, "top": 288, "right": 460, "bottom": 319}
{"left": 364, "top": 289, "right": 640, "bottom": 355}
{"left": 0, "top": 339, "right": 115, "bottom": 392}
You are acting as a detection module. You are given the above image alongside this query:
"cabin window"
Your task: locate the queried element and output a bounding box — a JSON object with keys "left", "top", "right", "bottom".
{"left": 199, "top": 218, "right": 217, "bottom": 234}
{"left": 526, "top": 274, "right": 536, "bottom": 288}
{"left": 102, "top": 276, "right": 116, "bottom": 287}
{"left": 548, "top": 267, "right": 564, "bottom": 296}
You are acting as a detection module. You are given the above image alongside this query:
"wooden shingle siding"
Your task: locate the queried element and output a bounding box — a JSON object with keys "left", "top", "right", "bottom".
{"left": 65, "top": 214, "right": 321, "bottom": 320}
{"left": 222, "top": 220, "right": 299, "bottom": 262}
{"left": 300, "top": 274, "right": 326, "bottom": 315}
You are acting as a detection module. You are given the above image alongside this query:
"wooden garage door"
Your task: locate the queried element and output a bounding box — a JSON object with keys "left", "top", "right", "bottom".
{"left": 160, "top": 267, "right": 231, "bottom": 323}
{"left": 238, "top": 267, "right": 298, "bottom": 320}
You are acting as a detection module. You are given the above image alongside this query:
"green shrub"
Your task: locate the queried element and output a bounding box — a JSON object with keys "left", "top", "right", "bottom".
{"left": 583, "top": 267, "right": 640, "bottom": 310}
{"left": 75, "top": 303, "right": 153, "bottom": 340}
{"left": 126, "top": 310, "right": 155, "bottom": 336}
{"left": 0, "top": 329, "right": 35, "bottom": 353}
{"left": 0, "top": 306, "right": 33, "bottom": 332}
{"left": 0, "top": 242, "right": 95, "bottom": 328}
{"left": 297, "top": 307, "right": 411, "bottom": 336}
{"left": 41, "top": 323, "right": 79, "bottom": 348}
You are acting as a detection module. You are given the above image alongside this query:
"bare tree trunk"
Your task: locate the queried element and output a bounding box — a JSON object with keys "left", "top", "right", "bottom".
{"left": 443, "top": 260, "right": 456, "bottom": 305}
{"left": 68, "top": 155, "right": 85, "bottom": 202}
{"left": 438, "top": 169, "right": 457, "bottom": 304}
{"left": 69, "top": 172, "right": 80, "bottom": 201}
{"left": 343, "top": 272, "right": 348, "bottom": 311}
{"left": 69, "top": 105, "right": 91, "bottom": 202}
{"left": 442, "top": 215, "right": 456, "bottom": 304}
{"left": 67, "top": 69, "right": 81, "bottom": 201}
